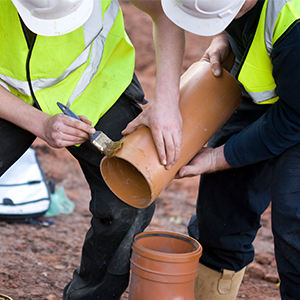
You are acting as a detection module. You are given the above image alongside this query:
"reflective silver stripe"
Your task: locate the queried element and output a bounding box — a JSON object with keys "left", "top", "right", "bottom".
{"left": 0, "top": 76, "right": 31, "bottom": 95}
{"left": 250, "top": 0, "right": 292, "bottom": 103}
{"left": 264, "top": 0, "right": 293, "bottom": 54}
{"left": 249, "top": 89, "right": 277, "bottom": 104}
{"left": 0, "top": 0, "right": 119, "bottom": 100}
{"left": 32, "top": 0, "right": 104, "bottom": 92}
{"left": 67, "top": 0, "right": 119, "bottom": 107}
{"left": 0, "top": 80, "right": 11, "bottom": 92}
{"left": 83, "top": 0, "right": 103, "bottom": 47}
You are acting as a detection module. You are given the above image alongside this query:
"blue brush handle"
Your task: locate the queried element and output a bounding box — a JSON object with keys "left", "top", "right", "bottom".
{"left": 57, "top": 102, "right": 81, "bottom": 121}
{"left": 57, "top": 102, "right": 99, "bottom": 140}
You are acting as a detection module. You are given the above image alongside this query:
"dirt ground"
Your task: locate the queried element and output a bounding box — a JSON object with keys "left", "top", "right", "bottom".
{"left": 0, "top": 2, "right": 281, "bottom": 300}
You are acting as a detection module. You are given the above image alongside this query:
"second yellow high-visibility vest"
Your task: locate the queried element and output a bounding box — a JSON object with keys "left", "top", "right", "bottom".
{"left": 237, "top": 0, "right": 300, "bottom": 104}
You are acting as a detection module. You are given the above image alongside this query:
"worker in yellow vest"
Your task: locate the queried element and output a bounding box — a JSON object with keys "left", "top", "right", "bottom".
{"left": 163, "top": 0, "right": 300, "bottom": 299}
{"left": 0, "top": 1, "right": 184, "bottom": 299}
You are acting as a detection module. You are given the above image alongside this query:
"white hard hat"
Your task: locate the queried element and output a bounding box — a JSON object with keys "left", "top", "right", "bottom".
{"left": 11, "top": 0, "right": 94, "bottom": 36}
{"left": 161, "top": 0, "right": 246, "bottom": 36}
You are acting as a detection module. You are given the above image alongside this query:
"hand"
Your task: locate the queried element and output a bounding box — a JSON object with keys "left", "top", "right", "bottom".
{"left": 175, "top": 145, "right": 231, "bottom": 178}
{"left": 201, "top": 31, "right": 235, "bottom": 77}
{"left": 0, "top": 86, "right": 95, "bottom": 148}
{"left": 122, "top": 101, "right": 182, "bottom": 170}
{"left": 41, "top": 114, "right": 96, "bottom": 148}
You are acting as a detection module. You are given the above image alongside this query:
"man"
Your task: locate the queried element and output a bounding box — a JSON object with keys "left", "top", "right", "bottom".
{"left": 0, "top": 0, "right": 184, "bottom": 299}
{"left": 162, "top": 0, "right": 300, "bottom": 299}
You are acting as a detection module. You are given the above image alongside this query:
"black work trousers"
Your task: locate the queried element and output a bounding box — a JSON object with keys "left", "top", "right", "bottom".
{"left": 188, "top": 97, "right": 300, "bottom": 300}
{"left": 63, "top": 94, "right": 155, "bottom": 300}
{"left": 0, "top": 86, "right": 155, "bottom": 300}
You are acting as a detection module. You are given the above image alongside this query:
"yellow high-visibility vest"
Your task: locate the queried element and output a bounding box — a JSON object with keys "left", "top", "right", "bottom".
{"left": 0, "top": 0, "right": 135, "bottom": 126}
{"left": 237, "top": 0, "right": 300, "bottom": 104}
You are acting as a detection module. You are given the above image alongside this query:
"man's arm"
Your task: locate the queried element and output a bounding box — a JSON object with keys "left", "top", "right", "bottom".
{"left": 0, "top": 85, "right": 95, "bottom": 148}
{"left": 124, "top": 0, "right": 185, "bottom": 170}
{"left": 224, "top": 24, "right": 300, "bottom": 168}
{"left": 177, "top": 24, "right": 300, "bottom": 178}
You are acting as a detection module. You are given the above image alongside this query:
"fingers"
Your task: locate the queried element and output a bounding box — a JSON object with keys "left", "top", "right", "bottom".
{"left": 63, "top": 115, "right": 95, "bottom": 135}
{"left": 175, "top": 155, "right": 206, "bottom": 179}
{"left": 152, "top": 130, "right": 167, "bottom": 166}
{"left": 122, "top": 117, "right": 143, "bottom": 136}
{"left": 165, "top": 132, "right": 181, "bottom": 170}
{"left": 124, "top": 119, "right": 182, "bottom": 169}
{"left": 46, "top": 114, "right": 94, "bottom": 148}
{"left": 122, "top": 114, "right": 178, "bottom": 167}
{"left": 50, "top": 131, "right": 88, "bottom": 148}
{"left": 78, "top": 115, "right": 93, "bottom": 126}
{"left": 176, "top": 165, "right": 198, "bottom": 178}
{"left": 175, "top": 148, "right": 208, "bottom": 179}
{"left": 122, "top": 105, "right": 183, "bottom": 170}
{"left": 201, "top": 53, "right": 222, "bottom": 77}
{"left": 151, "top": 127, "right": 181, "bottom": 169}
{"left": 210, "top": 60, "right": 222, "bottom": 77}
{"left": 175, "top": 146, "right": 231, "bottom": 179}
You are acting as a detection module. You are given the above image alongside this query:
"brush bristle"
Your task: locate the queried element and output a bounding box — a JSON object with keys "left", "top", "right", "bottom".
{"left": 92, "top": 132, "right": 123, "bottom": 157}
{"left": 104, "top": 139, "right": 123, "bottom": 157}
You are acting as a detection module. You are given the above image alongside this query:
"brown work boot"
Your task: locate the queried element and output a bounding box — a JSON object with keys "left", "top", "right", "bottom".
{"left": 194, "top": 263, "right": 245, "bottom": 299}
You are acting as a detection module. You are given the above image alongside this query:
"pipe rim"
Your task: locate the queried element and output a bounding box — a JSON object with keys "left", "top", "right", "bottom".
{"left": 132, "top": 230, "right": 202, "bottom": 262}
{"left": 100, "top": 156, "right": 153, "bottom": 208}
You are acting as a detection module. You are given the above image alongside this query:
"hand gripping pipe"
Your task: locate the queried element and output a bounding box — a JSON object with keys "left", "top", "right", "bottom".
{"left": 100, "top": 60, "right": 242, "bottom": 208}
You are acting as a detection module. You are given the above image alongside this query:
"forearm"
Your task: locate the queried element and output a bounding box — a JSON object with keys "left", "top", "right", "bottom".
{"left": 152, "top": 10, "right": 185, "bottom": 105}
{"left": 0, "top": 86, "right": 48, "bottom": 138}
{"left": 0, "top": 85, "right": 95, "bottom": 148}
{"left": 129, "top": 0, "right": 185, "bottom": 105}
{"left": 125, "top": 0, "right": 185, "bottom": 169}
{"left": 224, "top": 100, "right": 300, "bottom": 168}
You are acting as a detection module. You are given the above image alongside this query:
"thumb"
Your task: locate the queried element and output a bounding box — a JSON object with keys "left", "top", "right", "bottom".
{"left": 210, "top": 60, "right": 222, "bottom": 77}
{"left": 122, "top": 118, "right": 142, "bottom": 135}
{"left": 177, "top": 165, "right": 198, "bottom": 178}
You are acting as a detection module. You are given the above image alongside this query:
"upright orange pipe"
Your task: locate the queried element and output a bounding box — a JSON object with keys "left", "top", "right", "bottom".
{"left": 100, "top": 61, "right": 242, "bottom": 208}
{"left": 128, "top": 231, "right": 202, "bottom": 300}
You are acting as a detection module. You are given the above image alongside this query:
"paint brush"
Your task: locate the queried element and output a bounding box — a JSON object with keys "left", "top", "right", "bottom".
{"left": 57, "top": 102, "right": 122, "bottom": 157}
